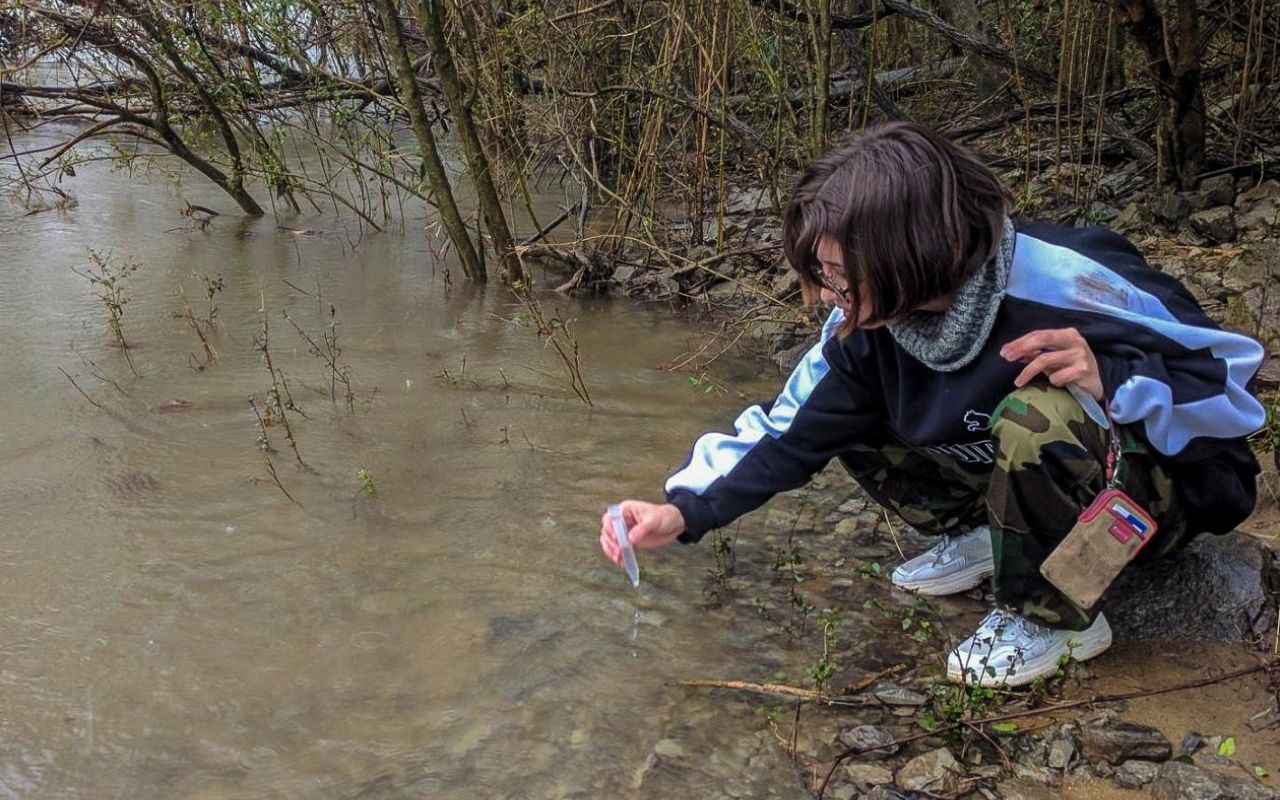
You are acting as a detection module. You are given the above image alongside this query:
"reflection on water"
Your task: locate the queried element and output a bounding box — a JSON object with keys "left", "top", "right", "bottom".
{"left": 0, "top": 129, "right": 812, "bottom": 798}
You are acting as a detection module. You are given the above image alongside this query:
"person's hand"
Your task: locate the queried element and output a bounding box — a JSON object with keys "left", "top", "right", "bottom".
{"left": 1001, "top": 328, "right": 1104, "bottom": 401}
{"left": 599, "top": 501, "right": 686, "bottom": 566}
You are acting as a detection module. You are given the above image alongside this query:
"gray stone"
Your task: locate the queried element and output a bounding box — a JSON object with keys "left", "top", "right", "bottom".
{"left": 1048, "top": 737, "right": 1076, "bottom": 770}
{"left": 1113, "top": 202, "right": 1151, "bottom": 232}
{"left": 1088, "top": 201, "right": 1120, "bottom": 223}
{"left": 844, "top": 762, "right": 894, "bottom": 786}
{"left": 1080, "top": 718, "right": 1171, "bottom": 765}
{"left": 771, "top": 269, "right": 800, "bottom": 297}
{"left": 1014, "top": 763, "right": 1061, "bottom": 786}
{"left": 705, "top": 280, "right": 743, "bottom": 303}
{"left": 873, "top": 686, "right": 928, "bottom": 706}
{"left": 826, "top": 785, "right": 856, "bottom": 800}
{"left": 837, "top": 725, "right": 901, "bottom": 759}
{"left": 895, "top": 747, "right": 962, "bottom": 793}
{"left": 771, "top": 341, "right": 810, "bottom": 372}
{"left": 612, "top": 265, "right": 639, "bottom": 283}
{"left": 1108, "top": 532, "right": 1277, "bottom": 641}
{"left": 1151, "top": 760, "right": 1280, "bottom": 800}
{"left": 1156, "top": 191, "right": 1200, "bottom": 225}
{"left": 1199, "top": 174, "right": 1237, "bottom": 207}
{"left": 996, "top": 778, "right": 1059, "bottom": 800}
{"left": 1239, "top": 179, "right": 1280, "bottom": 204}
{"left": 1188, "top": 206, "right": 1236, "bottom": 243}
{"left": 1112, "top": 759, "right": 1160, "bottom": 789}
{"left": 1239, "top": 198, "right": 1279, "bottom": 238}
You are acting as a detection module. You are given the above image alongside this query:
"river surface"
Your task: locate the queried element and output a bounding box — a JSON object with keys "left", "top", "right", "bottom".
{"left": 0, "top": 125, "right": 831, "bottom": 798}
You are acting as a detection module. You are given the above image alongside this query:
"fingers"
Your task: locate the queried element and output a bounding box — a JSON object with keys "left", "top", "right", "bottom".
{"left": 599, "top": 512, "right": 622, "bottom": 566}
{"left": 1001, "top": 328, "right": 1083, "bottom": 362}
{"left": 1013, "top": 349, "right": 1077, "bottom": 387}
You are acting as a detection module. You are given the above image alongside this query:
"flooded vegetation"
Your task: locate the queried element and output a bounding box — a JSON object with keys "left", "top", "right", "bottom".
{"left": 5, "top": 1, "right": 1280, "bottom": 798}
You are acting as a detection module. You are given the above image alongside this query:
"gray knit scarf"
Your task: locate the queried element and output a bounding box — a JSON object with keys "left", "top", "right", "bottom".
{"left": 887, "top": 218, "right": 1016, "bottom": 372}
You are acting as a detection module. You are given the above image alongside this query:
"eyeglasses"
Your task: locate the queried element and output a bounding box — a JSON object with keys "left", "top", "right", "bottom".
{"left": 815, "top": 270, "right": 853, "bottom": 303}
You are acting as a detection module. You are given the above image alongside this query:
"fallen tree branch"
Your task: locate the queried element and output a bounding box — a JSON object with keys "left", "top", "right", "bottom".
{"left": 680, "top": 662, "right": 908, "bottom": 705}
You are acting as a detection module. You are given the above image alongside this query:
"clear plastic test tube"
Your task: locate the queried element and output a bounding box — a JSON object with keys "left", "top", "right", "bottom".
{"left": 607, "top": 504, "right": 641, "bottom": 588}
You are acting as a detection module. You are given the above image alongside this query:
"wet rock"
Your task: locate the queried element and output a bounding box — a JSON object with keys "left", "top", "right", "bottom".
{"left": 1151, "top": 760, "right": 1280, "bottom": 800}
{"left": 1199, "top": 174, "right": 1236, "bottom": 207}
{"left": 837, "top": 725, "right": 900, "bottom": 759}
{"left": 895, "top": 747, "right": 962, "bottom": 794}
{"left": 1112, "top": 759, "right": 1160, "bottom": 789}
{"left": 1080, "top": 718, "right": 1172, "bottom": 765}
{"left": 1156, "top": 191, "right": 1200, "bottom": 225}
{"left": 1181, "top": 732, "right": 1208, "bottom": 758}
{"left": 844, "top": 762, "right": 894, "bottom": 787}
{"left": 1047, "top": 737, "right": 1076, "bottom": 770}
{"left": 612, "top": 265, "right": 639, "bottom": 283}
{"left": 1238, "top": 198, "right": 1279, "bottom": 239}
{"left": 1113, "top": 202, "right": 1151, "bottom": 232}
{"left": 1188, "top": 206, "right": 1236, "bottom": 243}
{"left": 1108, "top": 532, "right": 1277, "bottom": 642}
{"left": 996, "top": 778, "right": 1059, "bottom": 800}
{"left": 1013, "top": 763, "right": 1060, "bottom": 786}
{"left": 873, "top": 686, "right": 928, "bottom": 706}
{"left": 705, "top": 280, "right": 745, "bottom": 303}
{"left": 772, "top": 341, "right": 810, "bottom": 372}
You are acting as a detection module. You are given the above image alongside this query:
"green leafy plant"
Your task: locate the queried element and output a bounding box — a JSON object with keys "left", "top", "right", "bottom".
{"left": 356, "top": 467, "right": 377, "bottom": 497}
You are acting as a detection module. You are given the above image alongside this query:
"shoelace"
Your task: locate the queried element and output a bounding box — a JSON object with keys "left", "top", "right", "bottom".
{"left": 928, "top": 534, "right": 957, "bottom": 566}
{"left": 976, "top": 610, "right": 1047, "bottom": 644}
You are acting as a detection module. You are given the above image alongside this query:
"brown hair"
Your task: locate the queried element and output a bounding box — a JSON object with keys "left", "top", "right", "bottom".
{"left": 782, "top": 122, "right": 1011, "bottom": 335}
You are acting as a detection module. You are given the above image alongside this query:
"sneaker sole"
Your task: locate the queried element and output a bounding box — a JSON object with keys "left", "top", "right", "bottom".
{"left": 891, "top": 561, "right": 994, "bottom": 596}
{"left": 945, "top": 618, "right": 1113, "bottom": 687}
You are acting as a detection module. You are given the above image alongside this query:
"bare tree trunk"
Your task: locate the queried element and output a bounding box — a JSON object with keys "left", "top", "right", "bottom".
{"left": 1109, "top": 0, "right": 1204, "bottom": 187}
{"left": 418, "top": 0, "right": 524, "bottom": 284}
{"left": 372, "top": 0, "right": 485, "bottom": 281}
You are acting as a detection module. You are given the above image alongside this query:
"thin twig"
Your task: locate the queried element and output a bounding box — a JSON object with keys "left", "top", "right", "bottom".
{"left": 58, "top": 367, "right": 104, "bottom": 410}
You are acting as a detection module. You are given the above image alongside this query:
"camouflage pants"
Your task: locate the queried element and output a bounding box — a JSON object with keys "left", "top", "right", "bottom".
{"left": 840, "top": 385, "right": 1190, "bottom": 630}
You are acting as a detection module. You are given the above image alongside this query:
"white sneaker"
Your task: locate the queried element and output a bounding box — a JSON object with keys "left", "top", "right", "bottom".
{"left": 890, "top": 526, "right": 995, "bottom": 596}
{"left": 946, "top": 609, "right": 1113, "bottom": 687}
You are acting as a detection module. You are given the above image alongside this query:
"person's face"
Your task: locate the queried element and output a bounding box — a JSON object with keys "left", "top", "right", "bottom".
{"left": 815, "top": 235, "right": 886, "bottom": 329}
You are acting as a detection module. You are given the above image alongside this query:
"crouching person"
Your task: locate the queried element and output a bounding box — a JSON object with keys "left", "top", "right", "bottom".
{"left": 600, "top": 121, "right": 1264, "bottom": 687}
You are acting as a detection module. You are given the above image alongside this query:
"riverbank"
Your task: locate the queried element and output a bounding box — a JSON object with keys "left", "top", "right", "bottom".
{"left": 596, "top": 174, "right": 1280, "bottom": 798}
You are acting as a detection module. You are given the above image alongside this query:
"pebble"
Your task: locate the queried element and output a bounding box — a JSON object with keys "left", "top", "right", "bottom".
{"left": 895, "top": 747, "right": 962, "bottom": 793}
{"left": 1048, "top": 737, "right": 1075, "bottom": 770}
{"left": 1080, "top": 717, "right": 1172, "bottom": 765}
{"left": 873, "top": 687, "right": 927, "bottom": 706}
{"left": 836, "top": 724, "right": 900, "bottom": 758}
{"left": 1112, "top": 759, "right": 1159, "bottom": 789}
{"left": 844, "top": 763, "right": 894, "bottom": 786}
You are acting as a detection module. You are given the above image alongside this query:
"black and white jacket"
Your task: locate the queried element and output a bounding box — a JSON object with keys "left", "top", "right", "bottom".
{"left": 666, "top": 219, "right": 1265, "bottom": 542}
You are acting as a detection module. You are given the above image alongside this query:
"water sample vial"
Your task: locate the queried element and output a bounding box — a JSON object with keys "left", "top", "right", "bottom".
{"left": 607, "top": 504, "right": 641, "bottom": 588}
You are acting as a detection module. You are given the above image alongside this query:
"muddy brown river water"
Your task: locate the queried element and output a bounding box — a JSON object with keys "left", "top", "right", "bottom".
{"left": 0, "top": 127, "right": 827, "bottom": 798}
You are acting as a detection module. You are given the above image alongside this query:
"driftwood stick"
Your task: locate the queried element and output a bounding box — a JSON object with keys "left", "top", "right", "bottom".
{"left": 680, "top": 662, "right": 908, "bottom": 704}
